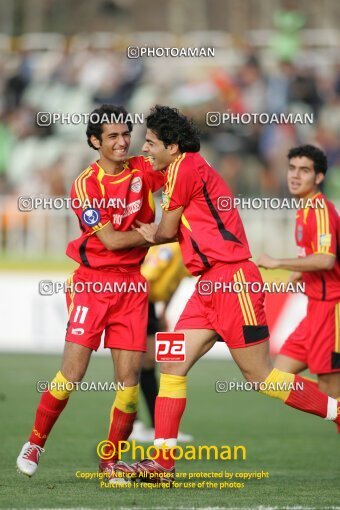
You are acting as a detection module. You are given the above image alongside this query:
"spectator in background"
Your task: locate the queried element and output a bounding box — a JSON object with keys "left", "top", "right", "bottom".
{"left": 271, "top": 0, "right": 305, "bottom": 62}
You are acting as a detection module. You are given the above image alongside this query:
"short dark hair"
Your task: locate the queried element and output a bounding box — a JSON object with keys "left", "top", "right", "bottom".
{"left": 86, "top": 104, "right": 133, "bottom": 150}
{"left": 146, "top": 105, "right": 200, "bottom": 153}
{"left": 287, "top": 145, "right": 328, "bottom": 175}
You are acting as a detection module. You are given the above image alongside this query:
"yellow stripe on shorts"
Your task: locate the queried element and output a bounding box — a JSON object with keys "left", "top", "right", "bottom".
{"left": 335, "top": 303, "right": 340, "bottom": 353}
{"left": 233, "top": 269, "right": 257, "bottom": 326}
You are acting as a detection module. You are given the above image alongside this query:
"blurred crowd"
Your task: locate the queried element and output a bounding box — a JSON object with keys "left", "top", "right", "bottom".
{"left": 0, "top": 38, "right": 340, "bottom": 203}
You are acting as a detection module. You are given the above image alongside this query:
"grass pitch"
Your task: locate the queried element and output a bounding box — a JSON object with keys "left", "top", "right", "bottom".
{"left": 0, "top": 354, "right": 338, "bottom": 509}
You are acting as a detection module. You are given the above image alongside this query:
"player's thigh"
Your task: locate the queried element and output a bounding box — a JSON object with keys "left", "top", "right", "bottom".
{"left": 317, "top": 373, "right": 340, "bottom": 398}
{"left": 274, "top": 354, "right": 308, "bottom": 373}
{"left": 111, "top": 348, "right": 144, "bottom": 386}
{"left": 229, "top": 341, "right": 272, "bottom": 383}
{"left": 161, "top": 329, "right": 217, "bottom": 376}
{"left": 60, "top": 341, "right": 92, "bottom": 382}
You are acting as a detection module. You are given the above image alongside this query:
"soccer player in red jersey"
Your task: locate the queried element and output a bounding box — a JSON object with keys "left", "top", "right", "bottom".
{"left": 16, "top": 105, "right": 164, "bottom": 481}
{"left": 134, "top": 107, "right": 340, "bottom": 482}
{"left": 257, "top": 145, "right": 340, "bottom": 429}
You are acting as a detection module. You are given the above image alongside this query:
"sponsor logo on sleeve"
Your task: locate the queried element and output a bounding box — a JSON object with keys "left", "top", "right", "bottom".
{"left": 82, "top": 208, "right": 101, "bottom": 226}
{"left": 319, "top": 233, "right": 331, "bottom": 247}
{"left": 162, "top": 191, "right": 170, "bottom": 208}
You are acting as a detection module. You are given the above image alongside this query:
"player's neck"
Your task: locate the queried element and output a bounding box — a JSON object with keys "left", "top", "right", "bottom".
{"left": 165, "top": 151, "right": 184, "bottom": 169}
{"left": 97, "top": 157, "right": 126, "bottom": 175}
{"left": 299, "top": 188, "right": 321, "bottom": 206}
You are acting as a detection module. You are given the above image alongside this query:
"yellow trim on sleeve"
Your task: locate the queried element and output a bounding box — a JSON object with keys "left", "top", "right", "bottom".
{"left": 165, "top": 153, "right": 186, "bottom": 202}
{"left": 91, "top": 220, "right": 110, "bottom": 233}
{"left": 148, "top": 189, "right": 155, "bottom": 212}
{"left": 181, "top": 213, "right": 192, "bottom": 231}
{"left": 96, "top": 165, "right": 106, "bottom": 197}
{"left": 75, "top": 167, "right": 92, "bottom": 204}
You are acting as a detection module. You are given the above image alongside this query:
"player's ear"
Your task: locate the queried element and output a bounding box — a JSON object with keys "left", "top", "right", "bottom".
{"left": 90, "top": 135, "right": 101, "bottom": 150}
{"left": 168, "top": 143, "right": 180, "bottom": 155}
{"left": 315, "top": 172, "right": 325, "bottom": 186}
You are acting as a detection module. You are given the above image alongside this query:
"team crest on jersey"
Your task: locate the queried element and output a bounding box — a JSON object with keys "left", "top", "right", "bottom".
{"left": 297, "top": 225, "right": 303, "bottom": 242}
{"left": 82, "top": 208, "right": 101, "bottom": 226}
{"left": 319, "top": 233, "right": 331, "bottom": 247}
{"left": 130, "top": 176, "right": 142, "bottom": 193}
{"left": 162, "top": 191, "right": 170, "bottom": 208}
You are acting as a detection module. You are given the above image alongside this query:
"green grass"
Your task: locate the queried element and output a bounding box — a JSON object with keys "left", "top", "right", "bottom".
{"left": 0, "top": 354, "right": 338, "bottom": 509}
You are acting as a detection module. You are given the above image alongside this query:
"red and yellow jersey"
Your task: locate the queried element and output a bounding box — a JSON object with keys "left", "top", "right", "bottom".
{"left": 141, "top": 243, "right": 189, "bottom": 303}
{"left": 295, "top": 192, "right": 340, "bottom": 301}
{"left": 161, "top": 152, "right": 252, "bottom": 275}
{"left": 66, "top": 156, "right": 164, "bottom": 271}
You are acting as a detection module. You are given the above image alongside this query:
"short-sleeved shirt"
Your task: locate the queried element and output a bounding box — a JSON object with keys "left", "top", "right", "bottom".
{"left": 295, "top": 192, "right": 340, "bottom": 301}
{"left": 160, "top": 152, "right": 252, "bottom": 275}
{"left": 66, "top": 156, "right": 164, "bottom": 271}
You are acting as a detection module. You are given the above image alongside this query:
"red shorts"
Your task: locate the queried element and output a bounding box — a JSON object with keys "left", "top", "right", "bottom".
{"left": 279, "top": 299, "right": 340, "bottom": 374}
{"left": 65, "top": 265, "right": 148, "bottom": 351}
{"left": 175, "top": 260, "right": 269, "bottom": 349}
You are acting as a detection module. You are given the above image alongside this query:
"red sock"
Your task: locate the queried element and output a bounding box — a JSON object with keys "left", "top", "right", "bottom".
{"left": 333, "top": 394, "right": 340, "bottom": 431}
{"left": 285, "top": 375, "right": 333, "bottom": 418}
{"left": 154, "top": 396, "right": 186, "bottom": 469}
{"left": 335, "top": 402, "right": 340, "bottom": 427}
{"left": 29, "top": 391, "right": 69, "bottom": 447}
{"left": 289, "top": 377, "right": 340, "bottom": 430}
{"left": 104, "top": 408, "right": 136, "bottom": 462}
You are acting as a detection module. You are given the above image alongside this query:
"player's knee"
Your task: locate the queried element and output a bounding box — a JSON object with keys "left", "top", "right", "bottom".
{"left": 241, "top": 367, "right": 273, "bottom": 386}
{"left": 161, "top": 362, "right": 185, "bottom": 375}
{"left": 60, "top": 367, "right": 86, "bottom": 383}
{"left": 118, "top": 370, "right": 140, "bottom": 387}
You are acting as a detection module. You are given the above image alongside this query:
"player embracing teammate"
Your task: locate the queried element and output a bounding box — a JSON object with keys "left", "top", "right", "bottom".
{"left": 132, "top": 106, "right": 340, "bottom": 482}
{"left": 16, "top": 104, "right": 164, "bottom": 482}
